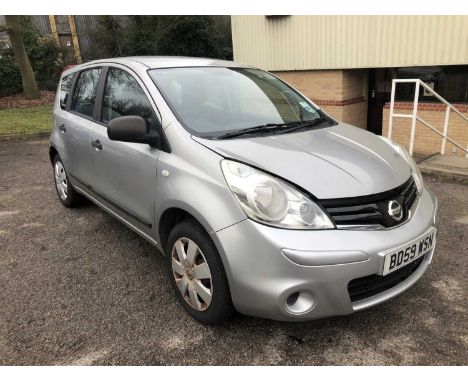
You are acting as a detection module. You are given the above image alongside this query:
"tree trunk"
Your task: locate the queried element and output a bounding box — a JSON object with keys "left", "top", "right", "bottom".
{"left": 5, "top": 16, "right": 40, "bottom": 100}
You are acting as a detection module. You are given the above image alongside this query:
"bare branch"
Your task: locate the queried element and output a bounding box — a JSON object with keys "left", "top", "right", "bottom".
{"left": 159, "top": 15, "right": 185, "bottom": 38}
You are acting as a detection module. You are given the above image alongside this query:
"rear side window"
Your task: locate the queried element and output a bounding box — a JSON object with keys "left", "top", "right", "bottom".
{"left": 101, "top": 68, "right": 156, "bottom": 125}
{"left": 59, "top": 73, "right": 75, "bottom": 110}
{"left": 71, "top": 68, "right": 102, "bottom": 118}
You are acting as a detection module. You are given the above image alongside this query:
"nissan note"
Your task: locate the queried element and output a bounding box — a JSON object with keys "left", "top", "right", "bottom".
{"left": 49, "top": 57, "right": 438, "bottom": 323}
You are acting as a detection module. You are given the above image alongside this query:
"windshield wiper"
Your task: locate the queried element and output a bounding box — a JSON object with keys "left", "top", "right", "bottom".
{"left": 215, "top": 123, "right": 290, "bottom": 139}
{"left": 273, "top": 117, "right": 329, "bottom": 135}
{"left": 215, "top": 118, "right": 329, "bottom": 140}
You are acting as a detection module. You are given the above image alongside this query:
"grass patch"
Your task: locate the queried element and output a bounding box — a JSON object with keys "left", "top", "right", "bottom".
{"left": 0, "top": 105, "right": 53, "bottom": 136}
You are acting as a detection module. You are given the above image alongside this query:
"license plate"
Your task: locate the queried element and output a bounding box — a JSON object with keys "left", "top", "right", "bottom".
{"left": 383, "top": 229, "right": 437, "bottom": 275}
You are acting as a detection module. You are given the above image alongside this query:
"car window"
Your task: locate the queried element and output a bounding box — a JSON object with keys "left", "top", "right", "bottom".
{"left": 59, "top": 73, "right": 75, "bottom": 110}
{"left": 71, "top": 68, "right": 102, "bottom": 118}
{"left": 102, "top": 68, "right": 157, "bottom": 127}
{"left": 149, "top": 67, "right": 324, "bottom": 138}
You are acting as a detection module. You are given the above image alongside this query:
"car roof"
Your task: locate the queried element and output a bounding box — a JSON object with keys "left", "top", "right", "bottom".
{"left": 68, "top": 56, "right": 254, "bottom": 73}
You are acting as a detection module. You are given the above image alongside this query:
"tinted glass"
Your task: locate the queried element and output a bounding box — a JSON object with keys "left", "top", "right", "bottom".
{"left": 102, "top": 68, "right": 156, "bottom": 126}
{"left": 71, "top": 68, "right": 102, "bottom": 117}
{"left": 59, "top": 73, "right": 75, "bottom": 110}
{"left": 149, "top": 67, "right": 324, "bottom": 138}
{"left": 395, "top": 65, "right": 468, "bottom": 103}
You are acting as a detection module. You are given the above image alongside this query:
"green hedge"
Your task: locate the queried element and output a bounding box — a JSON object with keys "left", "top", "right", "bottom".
{"left": 0, "top": 55, "right": 23, "bottom": 97}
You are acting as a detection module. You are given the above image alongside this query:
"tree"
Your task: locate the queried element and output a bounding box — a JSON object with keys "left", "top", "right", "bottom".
{"left": 3, "top": 16, "right": 40, "bottom": 99}
{"left": 150, "top": 16, "right": 233, "bottom": 59}
{"left": 127, "top": 16, "right": 186, "bottom": 56}
{"left": 96, "top": 16, "right": 233, "bottom": 60}
{"left": 96, "top": 16, "right": 126, "bottom": 57}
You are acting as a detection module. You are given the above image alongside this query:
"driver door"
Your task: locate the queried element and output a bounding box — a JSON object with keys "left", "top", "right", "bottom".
{"left": 89, "top": 66, "right": 162, "bottom": 234}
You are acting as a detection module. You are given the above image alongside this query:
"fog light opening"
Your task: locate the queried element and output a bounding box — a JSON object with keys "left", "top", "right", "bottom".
{"left": 286, "top": 292, "right": 300, "bottom": 306}
{"left": 285, "top": 290, "right": 315, "bottom": 315}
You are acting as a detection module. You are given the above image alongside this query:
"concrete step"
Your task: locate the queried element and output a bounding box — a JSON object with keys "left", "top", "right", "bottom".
{"left": 418, "top": 154, "right": 468, "bottom": 182}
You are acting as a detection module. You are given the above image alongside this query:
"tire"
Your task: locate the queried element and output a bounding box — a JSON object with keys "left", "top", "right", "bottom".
{"left": 166, "top": 219, "right": 234, "bottom": 324}
{"left": 52, "top": 154, "right": 84, "bottom": 208}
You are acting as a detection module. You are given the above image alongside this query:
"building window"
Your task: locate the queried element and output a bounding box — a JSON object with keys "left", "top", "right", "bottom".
{"left": 395, "top": 65, "right": 468, "bottom": 103}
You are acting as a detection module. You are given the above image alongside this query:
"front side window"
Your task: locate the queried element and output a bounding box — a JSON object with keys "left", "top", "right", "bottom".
{"left": 71, "top": 68, "right": 102, "bottom": 118}
{"left": 59, "top": 73, "right": 75, "bottom": 110}
{"left": 102, "top": 68, "right": 157, "bottom": 128}
{"left": 149, "top": 67, "right": 329, "bottom": 138}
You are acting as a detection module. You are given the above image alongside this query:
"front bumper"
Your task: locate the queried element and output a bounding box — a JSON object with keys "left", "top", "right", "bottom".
{"left": 212, "top": 187, "right": 438, "bottom": 321}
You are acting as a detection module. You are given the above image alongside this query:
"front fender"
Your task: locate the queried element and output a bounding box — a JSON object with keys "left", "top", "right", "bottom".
{"left": 154, "top": 128, "right": 247, "bottom": 245}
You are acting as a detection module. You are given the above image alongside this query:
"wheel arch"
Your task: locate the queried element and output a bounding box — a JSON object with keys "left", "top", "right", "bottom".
{"left": 158, "top": 204, "right": 237, "bottom": 320}
{"left": 49, "top": 145, "right": 59, "bottom": 164}
{"left": 158, "top": 207, "right": 199, "bottom": 253}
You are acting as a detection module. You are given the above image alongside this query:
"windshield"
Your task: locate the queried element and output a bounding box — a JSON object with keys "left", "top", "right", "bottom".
{"left": 149, "top": 67, "right": 333, "bottom": 138}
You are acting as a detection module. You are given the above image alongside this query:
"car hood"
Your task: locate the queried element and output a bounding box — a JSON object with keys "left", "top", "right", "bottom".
{"left": 193, "top": 123, "right": 412, "bottom": 199}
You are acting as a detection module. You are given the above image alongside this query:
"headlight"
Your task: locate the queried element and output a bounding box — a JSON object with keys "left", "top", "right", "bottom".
{"left": 221, "top": 160, "right": 334, "bottom": 229}
{"left": 380, "top": 137, "right": 423, "bottom": 194}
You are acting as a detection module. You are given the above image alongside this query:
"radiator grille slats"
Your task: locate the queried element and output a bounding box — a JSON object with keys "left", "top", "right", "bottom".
{"left": 320, "top": 177, "right": 418, "bottom": 228}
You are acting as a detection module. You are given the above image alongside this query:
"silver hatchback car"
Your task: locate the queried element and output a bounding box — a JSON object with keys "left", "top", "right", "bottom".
{"left": 50, "top": 56, "right": 438, "bottom": 323}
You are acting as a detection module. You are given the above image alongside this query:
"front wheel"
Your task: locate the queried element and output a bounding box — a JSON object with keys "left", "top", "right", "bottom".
{"left": 166, "top": 219, "right": 234, "bottom": 324}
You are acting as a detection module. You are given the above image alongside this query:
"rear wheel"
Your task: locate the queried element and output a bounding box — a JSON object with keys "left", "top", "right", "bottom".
{"left": 166, "top": 219, "right": 234, "bottom": 324}
{"left": 53, "top": 155, "right": 84, "bottom": 208}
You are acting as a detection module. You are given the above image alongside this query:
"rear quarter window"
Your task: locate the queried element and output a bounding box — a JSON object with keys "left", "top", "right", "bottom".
{"left": 59, "top": 73, "right": 75, "bottom": 110}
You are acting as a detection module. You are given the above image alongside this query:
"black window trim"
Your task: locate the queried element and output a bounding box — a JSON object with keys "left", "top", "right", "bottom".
{"left": 98, "top": 64, "right": 170, "bottom": 152}
{"left": 64, "top": 71, "right": 78, "bottom": 111}
{"left": 67, "top": 65, "right": 104, "bottom": 122}
{"left": 60, "top": 72, "right": 76, "bottom": 111}
{"left": 63, "top": 62, "right": 171, "bottom": 153}
{"left": 94, "top": 66, "right": 109, "bottom": 124}
{"left": 96, "top": 64, "right": 171, "bottom": 153}
{"left": 96, "top": 65, "right": 162, "bottom": 130}
{"left": 99, "top": 63, "right": 163, "bottom": 126}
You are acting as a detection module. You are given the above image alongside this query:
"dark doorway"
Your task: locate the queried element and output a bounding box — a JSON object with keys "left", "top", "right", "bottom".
{"left": 367, "top": 68, "right": 392, "bottom": 135}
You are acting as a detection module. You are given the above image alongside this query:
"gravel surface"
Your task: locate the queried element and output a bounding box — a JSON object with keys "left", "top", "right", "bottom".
{"left": 0, "top": 138, "right": 467, "bottom": 365}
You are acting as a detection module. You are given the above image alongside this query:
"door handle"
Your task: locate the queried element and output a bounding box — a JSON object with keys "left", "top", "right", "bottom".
{"left": 58, "top": 124, "right": 66, "bottom": 133}
{"left": 91, "top": 139, "right": 102, "bottom": 151}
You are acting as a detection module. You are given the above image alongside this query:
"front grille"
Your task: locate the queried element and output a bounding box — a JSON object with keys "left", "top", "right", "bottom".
{"left": 347, "top": 256, "right": 425, "bottom": 303}
{"left": 320, "top": 176, "right": 418, "bottom": 228}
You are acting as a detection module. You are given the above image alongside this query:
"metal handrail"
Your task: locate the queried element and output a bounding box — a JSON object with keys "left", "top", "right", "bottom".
{"left": 388, "top": 79, "right": 468, "bottom": 157}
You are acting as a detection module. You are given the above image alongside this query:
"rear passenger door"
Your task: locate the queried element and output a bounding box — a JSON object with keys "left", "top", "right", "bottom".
{"left": 53, "top": 71, "right": 78, "bottom": 175}
{"left": 89, "top": 66, "right": 162, "bottom": 232}
{"left": 62, "top": 67, "right": 102, "bottom": 186}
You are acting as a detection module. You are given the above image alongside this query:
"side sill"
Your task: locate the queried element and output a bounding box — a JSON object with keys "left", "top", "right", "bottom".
{"left": 69, "top": 174, "right": 152, "bottom": 228}
{"left": 71, "top": 181, "right": 160, "bottom": 249}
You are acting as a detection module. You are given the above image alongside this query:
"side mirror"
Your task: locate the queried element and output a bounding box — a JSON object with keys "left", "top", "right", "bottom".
{"left": 107, "top": 115, "right": 160, "bottom": 146}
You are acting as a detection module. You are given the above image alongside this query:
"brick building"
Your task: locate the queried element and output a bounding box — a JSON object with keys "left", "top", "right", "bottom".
{"left": 231, "top": 16, "right": 468, "bottom": 157}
